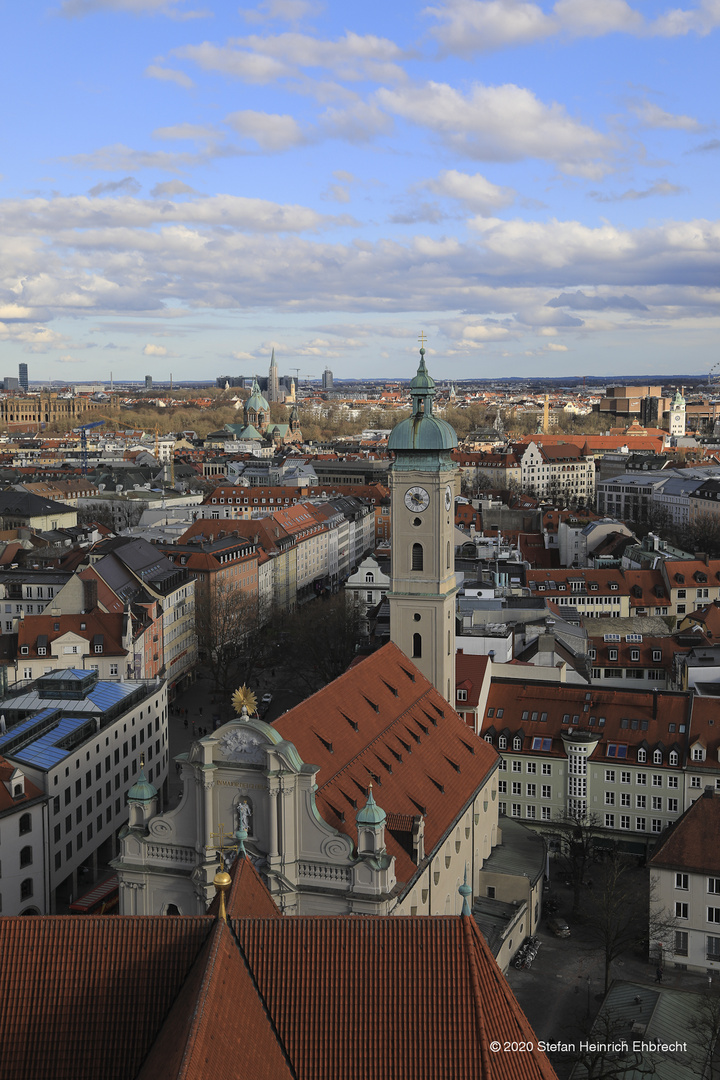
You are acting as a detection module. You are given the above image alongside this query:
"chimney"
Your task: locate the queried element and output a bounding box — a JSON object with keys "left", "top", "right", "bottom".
{"left": 82, "top": 577, "right": 98, "bottom": 612}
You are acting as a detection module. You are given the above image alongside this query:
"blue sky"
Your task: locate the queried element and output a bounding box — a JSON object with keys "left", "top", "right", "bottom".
{"left": 1, "top": 0, "right": 719, "bottom": 383}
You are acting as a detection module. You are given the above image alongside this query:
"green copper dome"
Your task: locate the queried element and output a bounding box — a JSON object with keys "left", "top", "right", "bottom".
{"left": 127, "top": 766, "right": 157, "bottom": 803}
{"left": 388, "top": 349, "right": 458, "bottom": 454}
{"left": 357, "top": 784, "right": 386, "bottom": 826}
{"left": 245, "top": 377, "right": 269, "bottom": 415}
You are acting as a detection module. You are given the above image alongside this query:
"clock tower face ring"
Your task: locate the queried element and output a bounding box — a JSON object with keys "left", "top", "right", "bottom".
{"left": 404, "top": 486, "right": 430, "bottom": 512}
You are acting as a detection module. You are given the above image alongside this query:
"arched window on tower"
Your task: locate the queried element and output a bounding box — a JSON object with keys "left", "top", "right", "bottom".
{"left": 412, "top": 543, "right": 424, "bottom": 571}
{"left": 412, "top": 633, "right": 422, "bottom": 658}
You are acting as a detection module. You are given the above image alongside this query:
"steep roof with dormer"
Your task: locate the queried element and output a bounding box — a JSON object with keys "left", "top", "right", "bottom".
{"left": 273, "top": 642, "right": 498, "bottom": 885}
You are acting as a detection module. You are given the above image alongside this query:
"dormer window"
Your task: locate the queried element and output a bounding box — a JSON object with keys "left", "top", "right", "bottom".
{"left": 513, "top": 736, "right": 522, "bottom": 750}
{"left": 94, "top": 645, "right": 102, "bottom": 654}
{"left": 498, "top": 736, "right": 507, "bottom": 749}
{"left": 20, "top": 646, "right": 28, "bottom": 655}
{"left": 669, "top": 750, "right": 679, "bottom": 766}
{"left": 692, "top": 745, "right": 706, "bottom": 761}
{"left": 630, "top": 649, "right": 640, "bottom": 662}
{"left": 38, "top": 647, "right": 46, "bottom": 656}
{"left": 653, "top": 749, "right": 662, "bottom": 765}
{"left": 653, "top": 650, "right": 662, "bottom": 663}
{"left": 609, "top": 648, "right": 618, "bottom": 661}
{"left": 457, "top": 689, "right": 468, "bottom": 701}
{"left": 638, "top": 748, "right": 647, "bottom": 763}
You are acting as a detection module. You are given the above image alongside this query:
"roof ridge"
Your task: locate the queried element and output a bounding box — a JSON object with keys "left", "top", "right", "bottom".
{"left": 228, "top": 917, "right": 299, "bottom": 1080}
{"left": 461, "top": 914, "right": 492, "bottom": 1079}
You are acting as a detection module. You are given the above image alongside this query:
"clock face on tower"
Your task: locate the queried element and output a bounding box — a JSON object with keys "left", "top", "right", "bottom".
{"left": 404, "top": 485, "right": 430, "bottom": 512}
{"left": 444, "top": 485, "right": 453, "bottom": 511}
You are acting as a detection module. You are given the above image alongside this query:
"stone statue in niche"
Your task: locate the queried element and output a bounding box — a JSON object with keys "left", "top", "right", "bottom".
{"left": 236, "top": 796, "right": 253, "bottom": 837}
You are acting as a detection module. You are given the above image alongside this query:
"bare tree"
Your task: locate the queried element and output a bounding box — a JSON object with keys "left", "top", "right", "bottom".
{"left": 587, "top": 853, "right": 675, "bottom": 993}
{"left": 195, "top": 578, "right": 274, "bottom": 699}
{"left": 282, "top": 592, "right": 364, "bottom": 693}
{"left": 550, "top": 810, "right": 603, "bottom": 918}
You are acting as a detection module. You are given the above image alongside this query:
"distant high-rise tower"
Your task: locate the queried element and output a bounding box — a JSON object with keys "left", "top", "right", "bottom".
{"left": 322, "top": 367, "right": 333, "bottom": 391}
{"left": 268, "top": 349, "right": 280, "bottom": 403}
{"left": 145, "top": 375, "right": 153, "bottom": 390}
{"left": 18, "top": 363, "right": 28, "bottom": 393}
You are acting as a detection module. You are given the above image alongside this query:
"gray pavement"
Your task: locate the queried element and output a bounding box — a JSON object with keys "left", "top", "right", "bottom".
{"left": 505, "top": 875, "right": 716, "bottom": 1079}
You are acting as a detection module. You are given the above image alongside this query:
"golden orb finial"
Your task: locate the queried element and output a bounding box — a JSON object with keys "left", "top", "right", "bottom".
{"left": 213, "top": 869, "right": 232, "bottom": 922}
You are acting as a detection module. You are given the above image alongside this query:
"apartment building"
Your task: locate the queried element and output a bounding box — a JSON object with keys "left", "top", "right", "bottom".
{"left": 650, "top": 788, "right": 720, "bottom": 973}
{"left": 0, "top": 569, "right": 73, "bottom": 632}
{"left": 0, "top": 667, "right": 168, "bottom": 911}
{"left": 660, "top": 558, "right": 720, "bottom": 619}
{"left": 11, "top": 610, "right": 131, "bottom": 685}
{"left": 0, "top": 754, "right": 47, "bottom": 915}
{"left": 587, "top": 632, "right": 679, "bottom": 689}
{"left": 519, "top": 442, "right": 595, "bottom": 503}
{"left": 472, "top": 678, "right": 717, "bottom": 855}
{"left": 526, "top": 569, "right": 631, "bottom": 618}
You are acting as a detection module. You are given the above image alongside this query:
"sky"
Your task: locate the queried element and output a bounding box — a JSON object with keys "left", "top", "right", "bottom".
{"left": 1, "top": 0, "right": 719, "bottom": 384}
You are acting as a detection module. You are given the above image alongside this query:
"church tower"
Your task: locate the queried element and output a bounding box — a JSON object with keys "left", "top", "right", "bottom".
{"left": 388, "top": 345, "right": 459, "bottom": 704}
{"left": 268, "top": 349, "right": 281, "bottom": 403}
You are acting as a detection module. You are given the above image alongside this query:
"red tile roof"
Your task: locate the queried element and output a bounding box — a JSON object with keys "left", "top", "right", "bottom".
{"left": 649, "top": 788, "right": 720, "bottom": 875}
{"left": 137, "top": 920, "right": 293, "bottom": 1080}
{"left": 0, "top": 915, "right": 212, "bottom": 1080}
{"left": 273, "top": 643, "right": 499, "bottom": 885}
{"left": 0, "top": 909, "right": 559, "bottom": 1080}
{"left": 234, "top": 914, "right": 558, "bottom": 1080}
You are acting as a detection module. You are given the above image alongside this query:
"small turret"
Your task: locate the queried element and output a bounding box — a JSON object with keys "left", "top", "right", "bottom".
{"left": 127, "top": 757, "right": 158, "bottom": 829}
{"left": 356, "top": 784, "right": 386, "bottom": 856}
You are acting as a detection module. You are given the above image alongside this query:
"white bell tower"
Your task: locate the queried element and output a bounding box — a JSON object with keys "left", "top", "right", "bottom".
{"left": 388, "top": 344, "right": 459, "bottom": 704}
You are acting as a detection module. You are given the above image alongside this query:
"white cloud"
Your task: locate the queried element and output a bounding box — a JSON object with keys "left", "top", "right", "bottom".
{"left": 88, "top": 176, "right": 141, "bottom": 197}
{"left": 426, "top": 0, "right": 554, "bottom": 53}
{"left": 59, "top": 0, "right": 206, "bottom": 17}
{"left": 462, "top": 323, "right": 512, "bottom": 340}
{"left": 651, "top": 0, "right": 720, "bottom": 36}
{"left": 150, "top": 181, "right": 199, "bottom": 197}
{"left": 241, "top": 0, "right": 322, "bottom": 23}
{"left": 425, "top": 169, "right": 515, "bottom": 212}
{"left": 553, "top": 0, "right": 643, "bottom": 35}
{"left": 175, "top": 30, "right": 406, "bottom": 84}
{"left": 143, "top": 344, "right": 167, "bottom": 355}
{"left": 174, "top": 42, "right": 292, "bottom": 83}
{"left": 426, "top": 0, "right": 720, "bottom": 55}
{"left": 377, "top": 81, "right": 614, "bottom": 176}
{"left": 544, "top": 341, "right": 568, "bottom": 350}
{"left": 144, "top": 64, "right": 195, "bottom": 88}
{"left": 57, "top": 354, "right": 85, "bottom": 363}
{"left": 630, "top": 100, "right": 703, "bottom": 130}
{"left": 225, "top": 110, "right": 306, "bottom": 150}
{"left": 589, "top": 179, "right": 685, "bottom": 202}
{"left": 152, "top": 123, "right": 219, "bottom": 141}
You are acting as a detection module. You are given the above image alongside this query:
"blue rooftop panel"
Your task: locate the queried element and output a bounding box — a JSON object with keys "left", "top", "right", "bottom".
{"left": 88, "top": 681, "right": 136, "bottom": 710}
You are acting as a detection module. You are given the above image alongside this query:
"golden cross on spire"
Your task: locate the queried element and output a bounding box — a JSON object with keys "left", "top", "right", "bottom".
{"left": 210, "top": 822, "right": 238, "bottom": 858}
{"left": 418, "top": 330, "right": 427, "bottom": 349}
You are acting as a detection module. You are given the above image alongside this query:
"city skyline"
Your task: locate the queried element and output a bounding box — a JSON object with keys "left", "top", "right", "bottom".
{"left": 2, "top": 1, "right": 719, "bottom": 381}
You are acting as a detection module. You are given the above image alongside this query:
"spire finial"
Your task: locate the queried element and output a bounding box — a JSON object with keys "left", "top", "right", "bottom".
{"left": 459, "top": 864, "right": 472, "bottom": 916}
{"left": 213, "top": 869, "right": 232, "bottom": 923}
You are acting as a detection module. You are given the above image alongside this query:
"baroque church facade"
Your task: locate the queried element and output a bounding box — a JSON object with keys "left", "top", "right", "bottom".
{"left": 114, "top": 349, "right": 523, "bottom": 922}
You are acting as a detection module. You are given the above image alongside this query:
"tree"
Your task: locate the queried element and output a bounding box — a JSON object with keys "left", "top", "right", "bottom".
{"left": 195, "top": 579, "right": 274, "bottom": 701}
{"left": 282, "top": 592, "right": 364, "bottom": 694}
{"left": 550, "top": 810, "right": 602, "bottom": 918}
{"left": 587, "top": 853, "right": 675, "bottom": 993}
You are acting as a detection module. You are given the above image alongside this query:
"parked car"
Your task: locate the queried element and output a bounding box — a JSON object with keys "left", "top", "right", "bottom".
{"left": 547, "top": 915, "right": 570, "bottom": 938}
{"left": 261, "top": 693, "right": 273, "bottom": 707}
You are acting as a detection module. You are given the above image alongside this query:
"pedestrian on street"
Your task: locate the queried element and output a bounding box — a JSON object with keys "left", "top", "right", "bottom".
{"left": 655, "top": 967, "right": 663, "bottom": 983}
